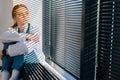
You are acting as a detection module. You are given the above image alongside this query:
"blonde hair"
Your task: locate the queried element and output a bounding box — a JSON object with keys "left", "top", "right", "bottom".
{"left": 11, "top": 4, "right": 29, "bottom": 28}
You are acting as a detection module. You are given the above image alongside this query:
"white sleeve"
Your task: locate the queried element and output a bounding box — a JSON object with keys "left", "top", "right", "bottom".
{"left": 7, "top": 26, "right": 41, "bottom": 56}
{"left": 0, "top": 28, "right": 25, "bottom": 42}
{"left": 8, "top": 41, "right": 28, "bottom": 57}
{"left": 30, "top": 26, "right": 40, "bottom": 36}
{"left": 24, "top": 26, "right": 41, "bottom": 53}
{"left": 24, "top": 40, "right": 37, "bottom": 53}
{"left": 7, "top": 37, "right": 37, "bottom": 56}
{"left": 30, "top": 26, "right": 45, "bottom": 62}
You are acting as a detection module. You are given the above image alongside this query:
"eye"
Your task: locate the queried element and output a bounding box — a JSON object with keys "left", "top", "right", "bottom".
{"left": 26, "top": 12, "right": 29, "bottom": 15}
{"left": 17, "top": 13, "right": 22, "bottom": 16}
{"left": 16, "top": 12, "right": 29, "bottom": 16}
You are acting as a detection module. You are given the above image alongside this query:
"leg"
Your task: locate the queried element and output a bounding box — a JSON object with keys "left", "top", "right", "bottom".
{"left": 2, "top": 55, "right": 13, "bottom": 72}
{"left": 12, "top": 55, "right": 24, "bottom": 70}
{"left": 1, "top": 70, "right": 10, "bottom": 80}
{"left": 2, "top": 43, "right": 13, "bottom": 71}
{"left": 1, "top": 55, "right": 13, "bottom": 80}
{"left": 9, "top": 69, "right": 20, "bottom": 80}
{"left": 10, "top": 55, "right": 24, "bottom": 80}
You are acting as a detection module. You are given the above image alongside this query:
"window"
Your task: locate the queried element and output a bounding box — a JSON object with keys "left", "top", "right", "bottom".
{"left": 43, "top": 0, "right": 97, "bottom": 80}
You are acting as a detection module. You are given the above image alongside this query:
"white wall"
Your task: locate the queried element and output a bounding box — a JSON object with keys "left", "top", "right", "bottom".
{"left": 0, "top": 0, "right": 13, "bottom": 49}
{"left": 0, "top": 0, "right": 13, "bottom": 66}
{"left": 0, "top": 0, "right": 13, "bottom": 32}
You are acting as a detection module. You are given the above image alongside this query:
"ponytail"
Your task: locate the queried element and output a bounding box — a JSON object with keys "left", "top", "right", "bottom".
{"left": 11, "top": 22, "right": 18, "bottom": 28}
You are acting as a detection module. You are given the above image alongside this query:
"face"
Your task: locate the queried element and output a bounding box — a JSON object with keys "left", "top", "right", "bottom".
{"left": 14, "top": 7, "right": 29, "bottom": 26}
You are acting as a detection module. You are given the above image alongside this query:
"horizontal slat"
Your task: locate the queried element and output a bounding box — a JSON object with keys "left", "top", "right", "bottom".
{"left": 22, "top": 63, "right": 59, "bottom": 80}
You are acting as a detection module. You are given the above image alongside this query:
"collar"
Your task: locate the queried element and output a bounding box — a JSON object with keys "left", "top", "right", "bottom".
{"left": 17, "top": 23, "right": 29, "bottom": 33}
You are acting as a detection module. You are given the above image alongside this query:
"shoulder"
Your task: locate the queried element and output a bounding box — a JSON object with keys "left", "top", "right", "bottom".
{"left": 29, "top": 24, "right": 40, "bottom": 31}
{"left": 29, "top": 24, "right": 40, "bottom": 29}
{"left": 29, "top": 23, "right": 40, "bottom": 35}
{"left": 6, "top": 27, "right": 17, "bottom": 33}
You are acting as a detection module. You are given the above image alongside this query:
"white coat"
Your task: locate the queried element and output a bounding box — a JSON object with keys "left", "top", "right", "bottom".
{"left": 0, "top": 24, "right": 45, "bottom": 63}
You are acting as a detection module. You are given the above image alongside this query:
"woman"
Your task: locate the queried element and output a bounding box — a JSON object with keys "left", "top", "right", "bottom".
{"left": 0, "top": 4, "right": 45, "bottom": 80}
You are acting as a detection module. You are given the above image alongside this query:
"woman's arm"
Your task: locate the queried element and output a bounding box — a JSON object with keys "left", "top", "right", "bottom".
{"left": 8, "top": 41, "right": 28, "bottom": 57}
{"left": 8, "top": 26, "right": 40, "bottom": 56}
{"left": 0, "top": 26, "right": 40, "bottom": 57}
{"left": 19, "top": 25, "right": 40, "bottom": 52}
{"left": 5, "top": 33, "right": 39, "bottom": 57}
{"left": 0, "top": 28, "right": 24, "bottom": 42}
{"left": 25, "top": 34, "right": 39, "bottom": 43}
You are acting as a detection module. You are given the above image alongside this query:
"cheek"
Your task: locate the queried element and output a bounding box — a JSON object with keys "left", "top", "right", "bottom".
{"left": 13, "top": 17, "right": 18, "bottom": 22}
{"left": 14, "top": 16, "right": 29, "bottom": 23}
{"left": 14, "top": 17, "right": 23, "bottom": 23}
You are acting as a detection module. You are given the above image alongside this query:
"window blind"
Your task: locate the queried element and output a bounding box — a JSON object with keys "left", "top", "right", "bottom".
{"left": 43, "top": 0, "right": 97, "bottom": 80}
{"left": 80, "top": 0, "right": 97, "bottom": 80}
{"left": 43, "top": 0, "right": 52, "bottom": 58}
{"left": 97, "top": 0, "right": 120, "bottom": 80}
{"left": 51, "top": 1, "right": 81, "bottom": 79}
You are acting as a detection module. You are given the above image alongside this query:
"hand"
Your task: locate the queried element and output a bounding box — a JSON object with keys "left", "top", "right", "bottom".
{"left": 26, "top": 34, "right": 39, "bottom": 43}
{"left": 30, "top": 34, "right": 39, "bottom": 43}
{"left": 0, "top": 50, "right": 3, "bottom": 60}
{"left": 6, "top": 49, "right": 9, "bottom": 55}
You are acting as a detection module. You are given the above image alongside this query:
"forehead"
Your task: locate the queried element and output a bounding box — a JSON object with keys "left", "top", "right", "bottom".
{"left": 15, "top": 7, "right": 28, "bottom": 13}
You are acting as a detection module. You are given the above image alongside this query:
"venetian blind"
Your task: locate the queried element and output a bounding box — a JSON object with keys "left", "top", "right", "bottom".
{"left": 97, "top": 0, "right": 120, "bottom": 80}
{"left": 43, "top": 0, "right": 97, "bottom": 80}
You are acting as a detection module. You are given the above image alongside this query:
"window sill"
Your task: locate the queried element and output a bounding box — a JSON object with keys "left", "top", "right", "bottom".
{"left": 42, "top": 58, "right": 77, "bottom": 80}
